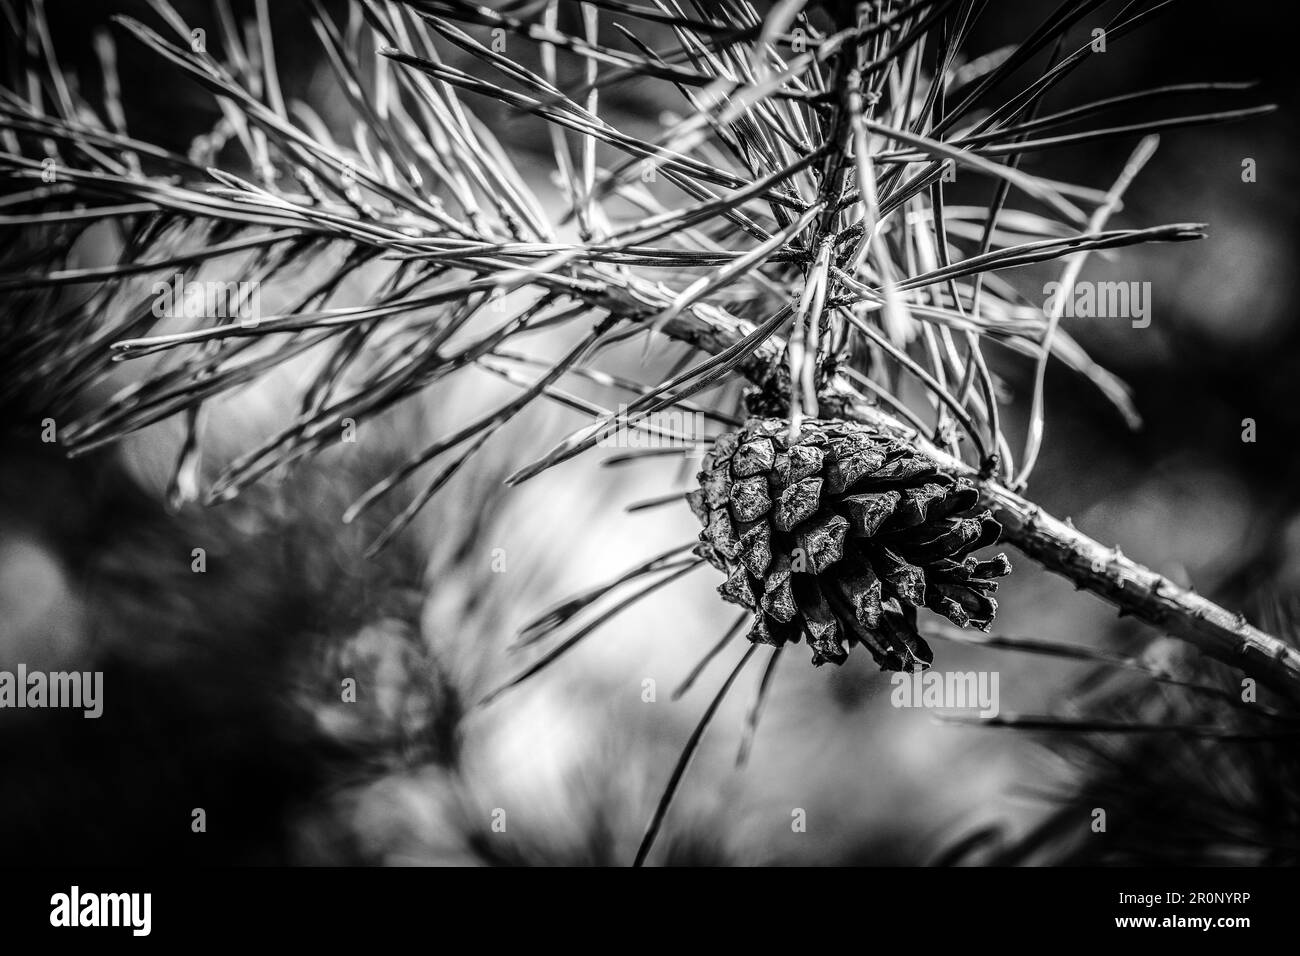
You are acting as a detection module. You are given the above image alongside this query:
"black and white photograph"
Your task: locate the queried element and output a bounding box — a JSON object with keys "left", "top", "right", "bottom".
{"left": 0, "top": 0, "right": 1295, "bottom": 935}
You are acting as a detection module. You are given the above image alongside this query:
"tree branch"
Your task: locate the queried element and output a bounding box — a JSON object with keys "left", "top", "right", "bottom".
{"left": 637, "top": 288, "right": 1300, "bottom": 704}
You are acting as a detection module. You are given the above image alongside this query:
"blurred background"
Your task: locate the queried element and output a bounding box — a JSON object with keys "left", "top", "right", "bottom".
{"left": 1, "top": 0, "right": 1297, "bottom": 865}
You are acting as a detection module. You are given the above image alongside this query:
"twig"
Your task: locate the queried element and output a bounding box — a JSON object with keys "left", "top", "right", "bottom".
{"left": 642, "top": 292, "right": 1300, "bottom": 704}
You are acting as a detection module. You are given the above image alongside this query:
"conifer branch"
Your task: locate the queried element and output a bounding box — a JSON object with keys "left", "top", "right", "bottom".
{"left": 3, "top": 0, "right": 1293, "bottom": 702}
{"left": 657, "top": 291, "right": 1300, "bottom": 698}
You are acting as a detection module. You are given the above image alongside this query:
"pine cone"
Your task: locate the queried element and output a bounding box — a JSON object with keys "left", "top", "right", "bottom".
{"left": 687, "top": 418, "right": 1011, "bottom": 669}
